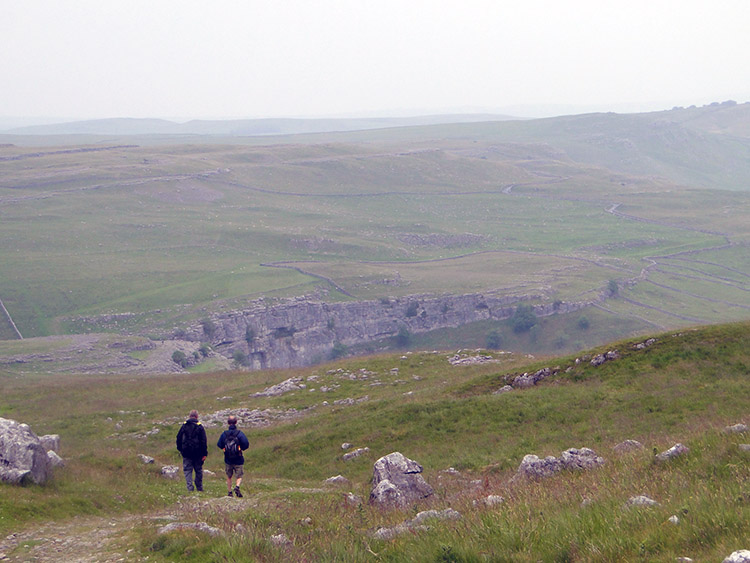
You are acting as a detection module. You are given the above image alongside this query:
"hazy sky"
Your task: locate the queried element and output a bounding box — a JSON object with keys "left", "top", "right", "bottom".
{"left": 3, "top": 0, "right": 749, "bottom": 120}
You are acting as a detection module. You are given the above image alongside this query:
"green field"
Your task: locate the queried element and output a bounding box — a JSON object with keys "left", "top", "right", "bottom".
{"left": 1, "top": 105, "right": 749, "bottom": 359}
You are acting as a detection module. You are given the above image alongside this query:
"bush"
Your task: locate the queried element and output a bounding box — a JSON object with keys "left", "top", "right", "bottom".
{"left": 577, "top": 316, "right": 590, "bottom": 330}
{"left": 329, "top": 341, "right": 348, "bottom": 360}
{"left": 608, "top": 279, "right": 619, "bottom": 296}
{"left": 405, "top": 301, "right": 420, "bottom": 318}
{"left": 396, "top": 326, "right": 412, "bottom": 347}
{"left": 198, "top": 343, "right": 212, "bottom": 357}
{"left": 200, "top": 318, "right": 217, "bottom": 339}
{"left": 232, "top": 350, "right": 249, "bottom": 367}
{"left": 511, "top": 304, "right": 537, "bottom": 333}
{"left": 245, "top": 327, "right": 255, "bottom": 344}
{"left": 486, "top": 330, "right": 502, "bottom": 350}
{"left": 171, "top": 350, "right": 188, "bottom": 368}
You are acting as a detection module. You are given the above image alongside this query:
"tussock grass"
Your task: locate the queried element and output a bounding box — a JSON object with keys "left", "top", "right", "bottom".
{"left": 1, "top": 322, "right": 749, "bottom": 560}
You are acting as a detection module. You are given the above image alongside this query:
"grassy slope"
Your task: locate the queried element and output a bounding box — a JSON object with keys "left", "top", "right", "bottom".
{"left": 1, "top": 321, "right": 748, "bottom": 560}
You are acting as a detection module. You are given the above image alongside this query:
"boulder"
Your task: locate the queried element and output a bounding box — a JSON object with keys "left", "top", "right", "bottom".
{"left": 493, "top": 385, "right": 513, "bottom": 395}
{"left": 160, "top": 465, "right": 180, "bottom": 479}
{"left": 626, "top": 495, "right": 659, "bottom": 507}
{"left": 39, "top": 434, "right": 60, "bottom": 453}
{"left": 560, "top": 448, "right": 605, "bottom": 470}
{"left": 0, "top": 417, "right": 51, "bottom": 485}
{"left": 138, "top": 454, "right": 155, "bottom": 464}
{"left": 324, "top": 475, "right": 350, "bottom": 487}
{"left": 369, "top": 452, "right": 434, "bottom": 507}
{"left": 725, "top": 423, "right": 748, "bottom": 434}
{"left": 723, "top": 550, "right": 750, "bottom": 563}
{"left": 655, "top": 443, "right": 689, "bottom": 462}
{"left": 515, "top": 454, "right": 563, "bottom": 480}
{"left": 47, "top": 450, "right": 65, "bottom": 468}
{"left": 613, "top": 439, "right": 644, "bottom": 454}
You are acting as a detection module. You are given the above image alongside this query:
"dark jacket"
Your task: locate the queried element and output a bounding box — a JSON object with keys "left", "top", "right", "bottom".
{"left": 217, "top": 425, "right": 250, "bottom": 465}
{"left": 176, "top": 418, "right": 208, "bottom": 459}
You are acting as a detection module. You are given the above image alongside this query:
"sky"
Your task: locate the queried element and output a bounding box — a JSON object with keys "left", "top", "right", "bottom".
{"left": 2, "top": 0, "right": 750, "bottom": 122}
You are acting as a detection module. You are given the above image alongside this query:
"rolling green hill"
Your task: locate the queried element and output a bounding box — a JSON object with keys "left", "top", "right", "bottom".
{"left": 0, "top": 322, "right": 748, "bottom": 560}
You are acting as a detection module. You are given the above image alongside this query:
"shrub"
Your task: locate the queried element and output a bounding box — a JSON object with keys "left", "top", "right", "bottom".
{"left": 608, "top": 279, "right": 619, "bottom": 296}
{"left": 245, "top": 327, "right": 255, "bottom": 344}
{"left": 577, "top": 316, "right": 590, "bottom": 330}
{"left": 198, "top": 343, "right": 212, "bottom": 357}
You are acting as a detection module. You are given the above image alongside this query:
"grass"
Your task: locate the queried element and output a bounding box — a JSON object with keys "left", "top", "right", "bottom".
{"left": 1, "top": 321, "right": 749, "bottom": 560}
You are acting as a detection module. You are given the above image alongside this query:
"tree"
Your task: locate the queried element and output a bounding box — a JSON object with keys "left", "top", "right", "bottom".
{"left": 577, "top": 316, "right": 590, "bottom": 330}
{"left": 511, "top": 304, "right": 537, "bottom": 333}
{"left": 405, "top": 301, "right": 419, "bottom": 318}
{"left": 245, "top": 327, "right": 255, "bottom": 344}
{"left": 201, "top": 318, "right": 217, "bottom": 339}
{"left": 232, "top": 350, "right": 249, "bottom": 367}
{"left": 330, "top": 341, "right": 348, "bottom": 360}
{"left": 607, "top": 280, "right": 619, "bottom": 296}
{"left": 199, "top": 343, "right": 212, "bottom": 357}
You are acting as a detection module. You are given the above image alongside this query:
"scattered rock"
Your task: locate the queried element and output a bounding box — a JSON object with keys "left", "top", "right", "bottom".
{"left": 0, "top": 417, "right": 51, "bottom": 485}
{"left": 723, "top": 550, "right": 750, "bottom": 563}
{"left": 668, "top": 515, "right": 680, "bottom": 525}
{"left": 676, "top": 558, "right": 694, "bottom": 563}
{"left": 160, "top": 465, "right": 180, "bottom": 479}
{"left": 473, "top": 495, "right": 504, "bottom": 507}
{"left": 342, "top": 447, "right": 369, "bottom": 461}
{"left": 613, "top": 440, "right": 644, "bottom": 454}
{"left": 626, "top": 495, "right": 659, "bottom": 507}
{"left": 157, "top": 522, "right": 223, "bottom": 537}
{"left": 410, "top": 508, "right": 461, "bottom": 526}
{"left": 46, "top": 450, "right": 65, "bottom": 468}
{"left": 493, "top": 385, "right": 513, "bottom": 395}
{"left": 324, "top": 475, "right": 350, "bottom": 486}
{"left": 591, "top": 350, "right": 619, "bottom": 366}
{"left": 560, "top": 448, "right": 605, "bottom": 471}
{"left": 344, "top": 492, "right": 362, "bottom": 506}
{"left": 369, "top": 452, "right": 434, "bottom": 508}
{"left": 39, "top": 434, "right": 60, "bottom": 453}
{"left": 725, "top": 423, "right": 748, "bottom": 434}
{"left": 270, "top": 533, "right": 292, "bottom": 547}
{"left": 655, "top": 443, "right": 689, "bottom": 462}
{"left": 252, "top": 377, "right": 304, "bottom": 397}
{"left": 739, "top": 444, "right": 750, "bottom": 452}
{"left": 138, "top": 454, "right": 155, "bottom": 464}
{"left": 633, "top": 338, "right": 656, "bottom": 350}
{"left": 341, "top": 442, "right": 353, "bottom": 450}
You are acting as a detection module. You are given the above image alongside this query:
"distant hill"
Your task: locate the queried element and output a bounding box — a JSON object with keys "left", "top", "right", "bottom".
{"left": 0, "top": 114, "right": 518, "bottom": 137}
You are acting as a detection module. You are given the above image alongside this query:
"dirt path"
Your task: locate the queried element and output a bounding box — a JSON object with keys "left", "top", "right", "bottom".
{"left": 0, "top": 493, "right": 259, "bottom": 562}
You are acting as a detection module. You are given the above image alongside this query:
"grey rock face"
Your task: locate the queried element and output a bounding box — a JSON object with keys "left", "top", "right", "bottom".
{"left": 723, "top": 550, "right": 750, "bottom": 563}
{"left": 0, "top": 417, "right": 50, "bottom": 485}
{"left": 655, "top": 443, "right": 689, "bottom": 462}
{"left": 369, "top": 452, "right": 434, "bottom": 507}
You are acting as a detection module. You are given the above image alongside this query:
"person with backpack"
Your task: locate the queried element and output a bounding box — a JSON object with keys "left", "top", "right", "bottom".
{"left": 175, "top": 410, "right": 208, "bottom": 492}
{"left": 217, "top": 415, "right": 250, "bottom": 497}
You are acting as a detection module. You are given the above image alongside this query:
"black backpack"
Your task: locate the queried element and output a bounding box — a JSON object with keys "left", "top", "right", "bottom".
{"left": 181, "top": 423, "right": 202, "bottom": 456}
{"left": 224, "top": 430, "right": 242, "bottom": 457}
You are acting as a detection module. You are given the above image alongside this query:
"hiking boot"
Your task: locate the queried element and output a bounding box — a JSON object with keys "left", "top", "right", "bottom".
{"left": 227, "top": 490, "right": 233, "bottom": 497}
{"left": 234, "top": 486, "right": 243, "bottom": 498}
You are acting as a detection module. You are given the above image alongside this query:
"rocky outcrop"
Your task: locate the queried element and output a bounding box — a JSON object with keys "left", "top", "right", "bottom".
{"left": 182, "top": 292, "right": 590, "bottom": 370}
{"left": 369, "top": 452, "right": 434, "bottom": 507}
{"left": 0, "top": 417, "right": 51, "bottom": 485}
{"left": 515, "top": 447, "right": 604, "bottom": 481}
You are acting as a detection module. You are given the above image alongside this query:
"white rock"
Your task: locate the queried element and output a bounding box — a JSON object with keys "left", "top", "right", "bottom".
{"left": 723, "top": 550, "right": 750, "bottom": 563}
{"left": 626, "top": 495, "right": 659, "bottom": 507}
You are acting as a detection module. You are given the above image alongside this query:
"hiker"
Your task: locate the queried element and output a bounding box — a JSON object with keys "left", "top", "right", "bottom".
{"left": 175, "top": 409, "right": 208, "bottom": 492}
{"left": 217, "top": 414, "right": 250, "bottom": 497}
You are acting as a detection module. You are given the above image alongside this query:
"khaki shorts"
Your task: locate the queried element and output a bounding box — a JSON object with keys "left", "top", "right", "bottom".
{"left": 225, "top": 463, "right": 244, "bottom": 478}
